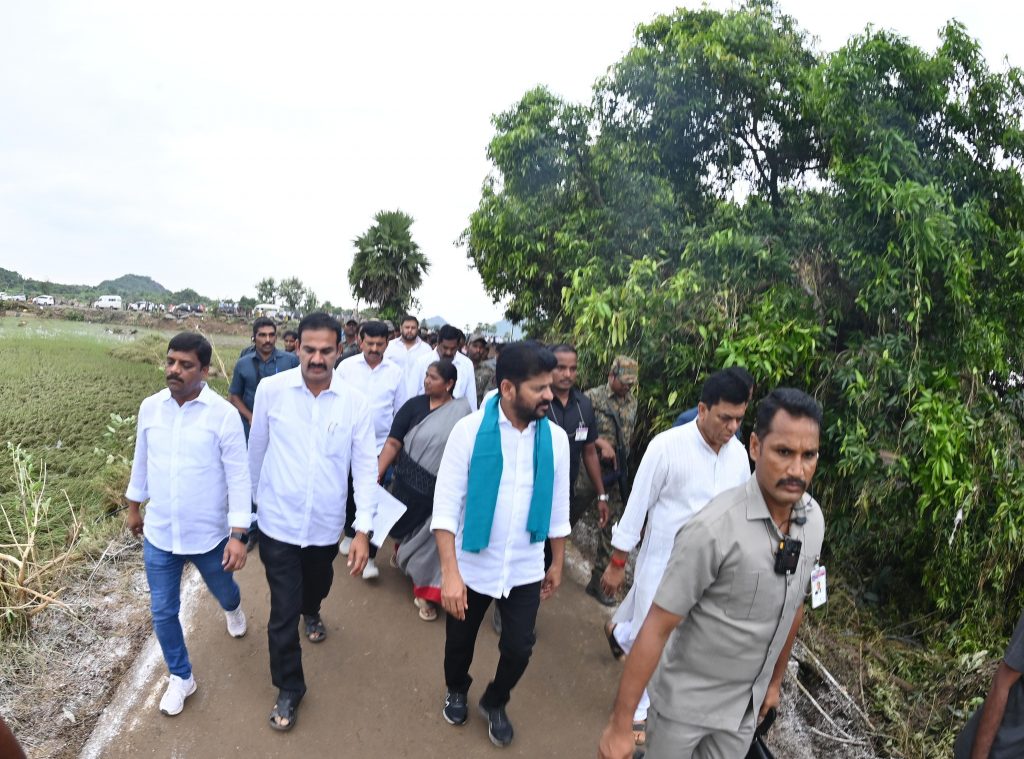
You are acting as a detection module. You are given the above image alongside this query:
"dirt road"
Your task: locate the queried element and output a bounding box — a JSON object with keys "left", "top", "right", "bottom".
{"left": 82, "top": 543, "right": 621, "bottom": 758}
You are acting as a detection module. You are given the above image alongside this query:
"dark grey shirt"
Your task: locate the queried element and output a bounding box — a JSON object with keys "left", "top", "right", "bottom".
{"left": 956, "top": 609, "right": 1024, "bottom": 758}
{"left": 546, "top": 387, "right": 598, "bottom": 492}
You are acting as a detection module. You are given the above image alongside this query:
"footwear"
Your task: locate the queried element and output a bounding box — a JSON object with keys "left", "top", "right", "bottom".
{"left": 491, "top": 605, "right": 502, "bottom": 635}
{"left": 478, "top": 700, "right": 514, "bottom": 747}
{"left": 586, "top": 576, "right": 617, "bottom": 607}
{"left": 269, "top": 692, "right": 299, "bottom": 732}
{"left": 159, "top": 674, "right": 196, "bottom": 716}
{"left": 389, "top": 549, "right": 399, "bottom": 568}
{"left": 303, "top": 614, "right": 326, "bottom": 643}
{"left": 362, "top": 557, "right": 380, "bottom": 580}
{"left": 442, "top": 689, "right": 468, "bottom": 726}
{"left": 414, "top": 597, "right": 437, "bottom": 621}
{"left": 604, "top": 621, "right": 626, "bottom": 661}
{"left": 339, "top": 535, "right": 353, "bottom": 556}
{"left": 632, "top": 720, "right": 647, "bottom": 746}
{"left": 225, "top": 605, "right": 247, "bottom": 638}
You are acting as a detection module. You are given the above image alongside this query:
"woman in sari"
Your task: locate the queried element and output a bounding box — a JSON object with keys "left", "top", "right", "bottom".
{"left": 378, "top": 359, "right": 470, "bottom": 620}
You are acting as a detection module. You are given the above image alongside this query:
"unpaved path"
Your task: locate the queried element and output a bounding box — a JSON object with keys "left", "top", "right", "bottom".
{"left": 82, "top": 542, "right": 623, "bottom": 758}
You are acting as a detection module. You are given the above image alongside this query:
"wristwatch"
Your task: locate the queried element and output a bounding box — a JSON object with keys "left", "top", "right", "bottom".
{"left": 229, "top": 530, "right": 249, "bottom": 545}
{"left": 597, "top": 494, "right": 610, "bottom": 502}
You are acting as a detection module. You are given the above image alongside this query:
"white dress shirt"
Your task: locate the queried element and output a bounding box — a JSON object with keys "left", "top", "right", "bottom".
{"left": 431, "top": 403, "right": 571, "bottom": 598}
{"left": 248, "top": 367, "right": 378, "bottom": 547}
{"left": 384, "top": 336, "right": 434, "bottom": 370}
{"left": 335, "top": 353, "right": 407, "bottom": 453}
{"left": 406, "top": 349, "right": 479, "bottom": 411}
{"left": 125, "top": 385, "right": 250, "bottom": 555}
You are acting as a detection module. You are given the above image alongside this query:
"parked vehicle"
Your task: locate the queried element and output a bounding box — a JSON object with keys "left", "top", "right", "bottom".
{"left": 252, "top": 303, "right": 282, "bottom": 319}
{"left": 32, "top": 295, "right": 55, "bottom": 306}
{"left": 10, "top": 294, "right": 26, "bottom": 302}
{"left": 172, "top": 303, "right": 192, "bottom": 315}
{"left": 217, "top": 300, "right": 237, "bottom": 315}
{"left": 93, "top": 295, "right": 123, "bottom": 310}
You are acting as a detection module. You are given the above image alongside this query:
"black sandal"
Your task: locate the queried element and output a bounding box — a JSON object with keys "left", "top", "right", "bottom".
{"left": 269, "top": 694, "right": 299, "bottom": 732}
{"left": 604, "top": 621, "right": 627, "bottom": 661}
{"left": 304, "top": 614, "right": 326, "bottom": 643}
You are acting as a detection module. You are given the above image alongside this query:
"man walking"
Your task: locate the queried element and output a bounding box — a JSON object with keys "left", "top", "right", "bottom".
{"left": 584, "top": 356, "right": 639, "bottom": 605}
{"left": 600, "top": 368, "right": 752, "bottom": 748}
{"left": 468, "top": 334, "right": 494, "bottom": 407}
{"left": 336, "top": 319, "right": 407, "bottom": 579}
{"left": 228, "top": 317, "right": 299, "bottom": 439}
{"left": 432, "top": 342, "right": 571, "bottom": 747}
{"left": 384, "top": 314, "right": 434, "bottom": 371}
{"left": 125, "top": 332, "right": 251, "bottom": 717}
{"left": 598, "top": 388, "right": 825, "bottom": 759}
{"left": 248, "top": 312, "right": 378, "bottom": 732}
{"left": 407, "top": 324, "right": 479, "bottom": 411}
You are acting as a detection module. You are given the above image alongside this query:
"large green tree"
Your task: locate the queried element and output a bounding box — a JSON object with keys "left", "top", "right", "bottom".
{"left": 349, "top": 210, "right": 429, "bottom": 322}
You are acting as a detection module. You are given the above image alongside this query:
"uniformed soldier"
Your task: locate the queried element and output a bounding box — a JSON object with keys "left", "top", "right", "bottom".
{"left": 468, "top": 333, "right": 495, "bottom": 406}
{"left": 583, "top": 355, "right": 639, "bottom": 605}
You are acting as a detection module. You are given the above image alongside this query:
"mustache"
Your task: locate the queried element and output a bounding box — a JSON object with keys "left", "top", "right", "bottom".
{"left": 166, "top": 374, "right": 182, "bottom": 382}
{"left": 308, "top": 363, "right": 328, "bottom": 370}
{"left": 776, "top": 477, "right": 807, "bottom": 490}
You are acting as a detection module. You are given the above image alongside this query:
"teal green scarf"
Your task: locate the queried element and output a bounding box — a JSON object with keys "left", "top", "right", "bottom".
{"left": 462, "top": 394, "right": 554, "bottom": 553}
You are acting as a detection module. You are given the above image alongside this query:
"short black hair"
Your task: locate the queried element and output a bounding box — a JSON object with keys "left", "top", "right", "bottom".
{"left": 755, "top": 388, "right": 823, "bottom": 438}
{"left": 252, "top": 317, "right": 276, "bottom": 337}
{"left": 360, "top": 320, "right": 389, "bottom": 339}
{"left": 167, "top": 332, "right": 212, "bottom": 368}
{"left": 283, "top": 330, "right": 298, "bottom": 340}
{"left": 496, "top": 341, "right": 557, "bottom": 387}
{"left": 437, "top": 324, "right": 464, "bottom": 343}
{"left": 401, "top": 314, "right": 419, "bottom": 326}
{"left": 700, "top": 367, "right": 752, "bottom": 407}
{"left": 297, "top": 312, "right": 342, "bottom": 344}
{"left": 549, "top": 343, "right": 577, "bottom": 356}
{"left": 428, "top": 359, "right": 459, "bottom": 392}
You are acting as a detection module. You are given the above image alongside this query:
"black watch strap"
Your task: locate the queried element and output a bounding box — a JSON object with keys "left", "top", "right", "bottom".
{"left": 229, "top": 530, "right": 249, "bottom": 545}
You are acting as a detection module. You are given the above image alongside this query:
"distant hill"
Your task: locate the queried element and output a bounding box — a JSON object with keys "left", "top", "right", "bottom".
{"left": 422, "top": 315, "right": 448, "bottom": 329}
{"left": 97, "top": 274, "right": 170, "bottom": 296}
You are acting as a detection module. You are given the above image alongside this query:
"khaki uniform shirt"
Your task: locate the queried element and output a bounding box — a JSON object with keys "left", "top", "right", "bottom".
{"left": 584, "top": 383, "right": 638, "bottom": 450}
{"left": 649, "top": 475, "right": 825, "bottom": 731}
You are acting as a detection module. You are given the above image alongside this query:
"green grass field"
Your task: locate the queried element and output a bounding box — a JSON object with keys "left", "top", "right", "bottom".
{"left": 0, "top": 316, "right": 245, "bottom": 636}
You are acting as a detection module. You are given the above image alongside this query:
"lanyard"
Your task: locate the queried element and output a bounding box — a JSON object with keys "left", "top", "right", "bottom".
{"left": 549, "top": 395, "right": 584, "bottom": 432}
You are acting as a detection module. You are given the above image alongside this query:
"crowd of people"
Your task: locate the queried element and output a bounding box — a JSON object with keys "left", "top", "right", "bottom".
{"left": 111, "top": 311, "right": 1020, "bottom": 759}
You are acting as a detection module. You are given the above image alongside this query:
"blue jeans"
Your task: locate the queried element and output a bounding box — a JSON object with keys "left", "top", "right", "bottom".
{"left": 144, "top": 537, "right": 241, "bottom": 679}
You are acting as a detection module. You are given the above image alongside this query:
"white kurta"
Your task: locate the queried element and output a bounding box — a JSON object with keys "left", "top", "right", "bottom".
{"left": 610, "top": 421, "right": 750, "bottom": 643}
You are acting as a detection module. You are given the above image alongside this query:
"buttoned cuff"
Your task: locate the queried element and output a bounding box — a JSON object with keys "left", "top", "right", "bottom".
{"left": 352, "top": 512, "right": 373, "bottom": 535}
{"left": 548, "top": 518, "right": 571, "bottom": 539}
{"left": 125, "top": 484, "right": 147, "bottom": 503}
{"left": 610, "top": 523, "right": 639, "bottom": 554}
{"left": 228, "top": 509, "right": 252, "bottom": 530}
{"left": 430, "top": 514, "right": 459, "bottom": 535}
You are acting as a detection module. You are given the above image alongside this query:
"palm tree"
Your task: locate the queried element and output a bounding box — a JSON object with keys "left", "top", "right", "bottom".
{"left": 348, "top": 210, "right": 430, "bottom": 322}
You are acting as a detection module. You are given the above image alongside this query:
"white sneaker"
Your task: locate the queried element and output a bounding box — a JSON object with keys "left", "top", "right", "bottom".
{"left": 159, "top": 674, "right": 196, "bottom": 716}
{"left": 339, "top": 536, "right": 353, "bottom": 556}
{"left": 362, "top": 557, "right": 380, "bottom": 580}
{"left": 225, "top": 605, "right": 247, "bottom": 638}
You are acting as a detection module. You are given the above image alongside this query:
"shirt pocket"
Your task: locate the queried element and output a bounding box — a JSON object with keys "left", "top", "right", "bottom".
{"left": 725, "top": 571, "right": 760, "bottom": 619}
{"left": 323, "top": 421, "right": 352, "bottom": 458}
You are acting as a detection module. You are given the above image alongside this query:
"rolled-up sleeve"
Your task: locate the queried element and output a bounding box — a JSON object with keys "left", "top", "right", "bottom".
{"left": 124, "top": 401, "right": 150, "bottom": 503}
{"left": 349, "top": 395, "right": 379, "bottom": 534}
{"left": 431, "top": 419, "right": 471, "bottom": 535}
{"left": 547, "top": 427, "right": 571, "bottom": 539}
{"left": 611, "top": 435, "right": 671, "bottom": 552}
{"left": 219, "top": 409, "right": 252, "bottom": 530}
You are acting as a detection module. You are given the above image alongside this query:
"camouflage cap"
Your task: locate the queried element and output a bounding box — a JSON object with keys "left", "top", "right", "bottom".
{"left": 610, "top": 355, "right": 639, "bottom": 385}
{"left": 468, "top": 333, "right": 488, "bottom": 345}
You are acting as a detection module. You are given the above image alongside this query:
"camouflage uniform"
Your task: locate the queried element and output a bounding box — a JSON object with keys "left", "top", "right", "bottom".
{"left": 474, "top": 360, "right": 495, "bottom": 406}
{"left": 584, "top": 356, "right": 639, "bottom": 585}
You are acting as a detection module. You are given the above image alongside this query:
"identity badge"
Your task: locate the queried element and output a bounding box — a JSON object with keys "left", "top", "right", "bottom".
{"left": 811, "top": 564, "right": 827, "bottom": 608}
{"left": 575, "top": 425, "right": 589, "bottom": 442}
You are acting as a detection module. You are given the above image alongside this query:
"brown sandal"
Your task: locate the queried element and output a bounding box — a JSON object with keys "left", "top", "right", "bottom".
{"left": 632, "top": 720, "right": 646, "bottom": 746}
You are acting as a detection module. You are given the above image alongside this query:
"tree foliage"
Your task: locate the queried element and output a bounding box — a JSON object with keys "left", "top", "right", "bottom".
{"left": 466, "top": 0, "right": 1024, "bottom": 658}
{"left": 255, "top": 277, "right": 276, "bottom": 303}
{"left": 349, "top": 210, "right": 429, "bottom": 322}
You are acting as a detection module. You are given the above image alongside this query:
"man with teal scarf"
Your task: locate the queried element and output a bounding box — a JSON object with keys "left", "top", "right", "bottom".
{"left": 431, "top": 342, "right": 571, "bottom": 749}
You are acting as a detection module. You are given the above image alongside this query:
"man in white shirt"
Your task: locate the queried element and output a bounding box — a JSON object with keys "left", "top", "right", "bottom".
{"left": 336, "top": 319, "right": 406, "bottom": 579}
{"left": 248, "top": 313, "right": 378, "bottom": 732}
{"left": 432, "top": 342, "right": 570, "bottom": 748}
{"left": 124, "top": 332, "right": 251, "bottom": 718}
{"left": 406, "top": 324, "right": 479, "bottom": 411}
{"left": 600, "top": 368, "right": 752, "bottom": 749}
{"left": 383, "top": 313, "right": 434, "bottom": 372}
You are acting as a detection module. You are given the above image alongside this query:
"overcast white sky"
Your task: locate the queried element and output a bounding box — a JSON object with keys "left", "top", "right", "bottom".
{"left": 1, "top": 1, "right": 1019, "bottom": 328}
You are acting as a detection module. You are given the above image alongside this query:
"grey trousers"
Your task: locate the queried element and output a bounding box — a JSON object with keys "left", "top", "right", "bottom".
{"left": 644, "top": 701, "right": 756, "bottom": 759}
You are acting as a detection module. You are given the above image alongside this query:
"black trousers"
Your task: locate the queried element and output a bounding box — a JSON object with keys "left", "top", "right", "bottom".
{"left": 259, "top": 533, "right": 339, "bottom": 699}
{"left": 444, "top": 581, "right": 541, "bottom": 709}
{"left": 343, "top": 473, "right": 378, "bottom": 559}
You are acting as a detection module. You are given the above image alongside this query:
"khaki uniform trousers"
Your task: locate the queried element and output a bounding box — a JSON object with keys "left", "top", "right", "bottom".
{"left": 644, "top": 699, "right": 756, "bottom": 759}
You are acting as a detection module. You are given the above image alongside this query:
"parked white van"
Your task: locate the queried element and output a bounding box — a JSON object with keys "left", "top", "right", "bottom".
{"left": 93, "top": 295, "right": 123, "bottom": 310}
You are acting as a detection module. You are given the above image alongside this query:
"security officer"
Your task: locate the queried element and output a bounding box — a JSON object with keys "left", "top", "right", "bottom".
{"left": 583, "top": 355, "right": 639, "bottom": 605}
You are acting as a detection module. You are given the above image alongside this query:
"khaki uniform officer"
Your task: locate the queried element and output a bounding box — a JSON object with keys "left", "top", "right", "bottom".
{"left": 599, "top": 388, "right": 826, "bottom": 759}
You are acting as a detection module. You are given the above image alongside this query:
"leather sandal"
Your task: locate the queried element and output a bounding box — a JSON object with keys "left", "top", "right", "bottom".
{"left": 304, "top": 614, "right": 326, "bottom": 643}
{"left": 269, "top": 694, "right": 299, "bottom": 732}
{"left": 632, "top": 720, "right": 646, "bottom": 746}
{"left": 604, "top": 621, "right": 627, "bottom": 662}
